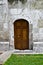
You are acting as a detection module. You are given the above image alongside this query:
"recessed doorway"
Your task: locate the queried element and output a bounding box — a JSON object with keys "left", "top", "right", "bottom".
{"left": 14, "top": 19, "right": 29, "bottom": 50}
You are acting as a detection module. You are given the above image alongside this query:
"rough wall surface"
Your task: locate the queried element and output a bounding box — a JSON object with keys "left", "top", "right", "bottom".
{"left": 9, "top": 0, "right": 43, "bottom": 42}
{"left": 0, "top": 0, "right": 9, "bottom": 41}
{"left": 0, "top": 0, "right": 43, "bottom": 50}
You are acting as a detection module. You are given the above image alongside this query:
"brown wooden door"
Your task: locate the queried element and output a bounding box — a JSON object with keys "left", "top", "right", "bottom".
{"left": 14, "top": 19, "right": 29, "bottom": 50}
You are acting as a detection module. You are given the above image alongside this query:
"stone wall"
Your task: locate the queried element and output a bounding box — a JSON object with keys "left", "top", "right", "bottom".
{"left": 0, "top": 0, "right": 9, "bottom": 41}
{"left": 0, "top": 0, "right": 43, "bottom": 50}
{"left": 8, "top": 0, "right": 43, "bottom": 49}
{"left": 8, "top": 8, "right": 33, "bottom": 49}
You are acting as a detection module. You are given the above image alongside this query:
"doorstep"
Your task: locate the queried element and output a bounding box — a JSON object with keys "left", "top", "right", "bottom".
{"left": 13, "top": 50, "right": 35, "bottom": 54}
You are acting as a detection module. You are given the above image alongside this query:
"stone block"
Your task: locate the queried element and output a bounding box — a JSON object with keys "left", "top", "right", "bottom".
{"left": 0, "top": 42, "right": 9, "bottom": 51}
{"left": 38, "top": 33, "right": 43, "bottom": 41}
{"left": 30, "top": 0, "right": 43, "bottom": 9}
{"left": 33, "top": 28, "right": 39, "bottom": 33}
{"left": 33, "top": 33, "right": 39, "bottom": 42}
{"left": 38, "top": 19, "right": 43, "bottom": 28}
{"left": 33, "top": 42, "right": 43, "bottom": 52}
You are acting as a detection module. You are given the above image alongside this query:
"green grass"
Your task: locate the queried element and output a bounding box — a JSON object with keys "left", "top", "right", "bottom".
{"left": 3, "top": 54, "right": 43, "bottom": 65}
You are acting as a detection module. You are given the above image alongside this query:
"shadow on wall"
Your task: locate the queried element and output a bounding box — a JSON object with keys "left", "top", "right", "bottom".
{"left": 8, "top": 0, "right": 27, "bottom": 4}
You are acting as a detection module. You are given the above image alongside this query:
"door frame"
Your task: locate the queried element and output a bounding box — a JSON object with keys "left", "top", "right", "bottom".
{"left": 13, "top": 19, "right": 29, "bottom": 50}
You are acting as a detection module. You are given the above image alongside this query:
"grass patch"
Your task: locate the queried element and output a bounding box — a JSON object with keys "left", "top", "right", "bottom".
{"left": 3, "top": 54, "right": 43, "bottom": 65}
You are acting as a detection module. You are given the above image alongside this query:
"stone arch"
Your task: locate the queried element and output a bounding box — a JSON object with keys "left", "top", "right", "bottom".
{"left": 12, "top": 17, "right": 31, "bottom": 24}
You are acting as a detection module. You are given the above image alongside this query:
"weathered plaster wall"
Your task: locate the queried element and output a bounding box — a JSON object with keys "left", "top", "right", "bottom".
{"left": 0, "top": 0, "right": 9, "bottom": 41}
{"left": 8, "top": 0, "right": 43, "bottom": 49}
{"left": 0, "top": 0, "right": 43, "bottom": 50}
{"left": 9, "top": 0, "right": 43, "bottom": 41}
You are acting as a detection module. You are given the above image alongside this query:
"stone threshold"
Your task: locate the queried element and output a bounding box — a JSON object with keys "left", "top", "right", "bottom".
{"left": 13, "top": 53, "right": 43, "bottom": 54}
{"left": 13, "top": 50, "right": 35, "bottom": 54}
{"left": 14, "top": 50, "right": 33, "bottom": 52}
{"left": 13, "top": 49, "right": 43, "bottom": 54}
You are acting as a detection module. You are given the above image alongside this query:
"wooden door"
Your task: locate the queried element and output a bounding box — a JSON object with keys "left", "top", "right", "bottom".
{"left": 14, "top": 19, "right": 29, "bottom": 50}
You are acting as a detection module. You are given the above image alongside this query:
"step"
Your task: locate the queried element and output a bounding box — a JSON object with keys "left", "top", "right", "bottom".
{"left": 13, "top": 50, "right": 34, "bottom": 54}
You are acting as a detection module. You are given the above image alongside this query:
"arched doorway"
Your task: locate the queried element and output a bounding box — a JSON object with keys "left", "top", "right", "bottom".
{"left": 13, "top": 19, "right": 29, "bottom": 50}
